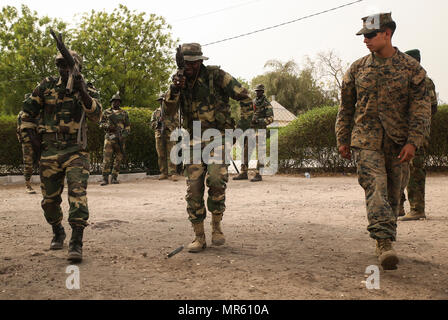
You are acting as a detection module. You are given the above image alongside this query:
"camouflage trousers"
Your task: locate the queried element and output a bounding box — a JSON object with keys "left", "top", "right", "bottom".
{"left": 184, "top": 144, "right": 229, "bottom": 223}
{"left": 353, "top": 139, "right": 406, "bottom": 241}
{"left": 40, "top": 148, "right": 90, "bottom": 228}
{"left": 239, "top": 130, "right": 266, "bottom": 175}
{"left": 155, "top": 133, "right": 177, "bottom": 175}
{"left": 400, "top": 147, "right": 426, "bottom": 214}
{"left": 21, "top": 142, "right": 35, "bottom": 181}
{"left": 102, "top": 138, "right": 125, "bottom": 177}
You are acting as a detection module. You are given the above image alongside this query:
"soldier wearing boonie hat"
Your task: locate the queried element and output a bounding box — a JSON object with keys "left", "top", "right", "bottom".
{"left": 336, "top": 12, "right": 431, "bottom": 270}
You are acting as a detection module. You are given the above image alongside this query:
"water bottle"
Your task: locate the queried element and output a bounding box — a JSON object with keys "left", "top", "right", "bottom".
{"left": 304, "top": 172, "right": 311, "bottom": 179}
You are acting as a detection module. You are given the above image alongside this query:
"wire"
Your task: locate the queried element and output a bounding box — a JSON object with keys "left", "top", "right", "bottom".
{"left": 172, "top": 0, "right": 263, "bottom": 23}
{"left": 203, "top": 0, "right": 364, "bottom": 46}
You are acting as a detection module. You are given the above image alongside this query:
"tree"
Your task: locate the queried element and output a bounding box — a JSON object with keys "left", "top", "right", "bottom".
{"left": 0, "top": 5, "right": 67, "bottom": 115}
{"left": 71, "top": 4, "right": 176, "bottom": 109}
{"left": 251, "top": 59, "right": 334, "bottom": 115}
{"left": 229, "top": 77, "right": 251, "bottom": 124}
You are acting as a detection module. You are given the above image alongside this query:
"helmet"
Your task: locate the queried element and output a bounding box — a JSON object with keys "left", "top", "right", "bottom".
{"left": 110, "top": 92, "right": 121, "bottom": 103}
{"left": 255, "top": 84, "right": 265, "bottom": 91}
{"left": 55, "top": 50, "right": 83, "bottom": 71}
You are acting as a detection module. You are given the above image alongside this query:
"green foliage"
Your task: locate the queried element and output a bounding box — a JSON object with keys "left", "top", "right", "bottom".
{"left": 0, "top": 5, "right": 67, "bottom": 115}
{"left": 71, "top": 4, "right": 176, "bottom": 109}
{"left": 251, "top": 60, "right": 334, "bottom": 116}
{"left": 0, "top": 108, "right": 159, "bottom": 175}
{"left": 278, "top": 105, "right": 448, "bottom": 172}
{"left": 229, "top": 77, "right": 251, "bottom": 124}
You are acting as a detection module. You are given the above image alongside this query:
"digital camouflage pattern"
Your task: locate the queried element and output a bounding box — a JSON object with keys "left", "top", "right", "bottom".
{"left": 17, "top": 110, "right": 36, "bottom": 181}
{"left": 356, "top": 12, "right": 394, "bottom": 35}
{"left": 336, "top": 49, "right": 431, "bottom": 241}
{"left": 21, "top": 76, "right": 102, "bottom": 227}
{"left": 99, "top": 107, "right": 130, "bottom": 178}
{"left": 240, "top": 94, "right": 274, "bottom": 174}
{"left": 400, "top": 77, "right": 438, "bottom": 215}
{"left": 150, "top": 106, "right": 179, "bottom": 176}
{"left": 336, "top": 49, "right": 431, "bottom": 151}
{"left": 165, "top": 63, "right": 252, "bottom": 222}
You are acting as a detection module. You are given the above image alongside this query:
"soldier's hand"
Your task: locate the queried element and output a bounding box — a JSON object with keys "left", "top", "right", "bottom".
{"left": 398, "top": 144, "right": 416, "bottom": 163}
{"left": 338, "top": 145, "right": 351, "bottom": 160}
{"left": 172, "top": 74, "right": 186, "bottom": 89}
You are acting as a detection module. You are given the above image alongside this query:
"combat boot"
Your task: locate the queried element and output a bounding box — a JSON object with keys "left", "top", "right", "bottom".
{"left": 233, "top": 172, "right": 248, "bottom": 180}
{"left": 250, "top": 173, "right": 262, "bottom": 182}
{"left": 25, "top": 181, "right": 36, "bottom": 194}
{"left": 376, "top": 239, "right": 399, "bottom": 270}
{"left": 68, "top": 226, "right": 84, "bottom": 263}
{"left": 170, "top": 174, "right": 178, "bottom": 182}
{"left": 400, "top": 211, "right": 426, "bottom": 221}
{"left": 211, "top": 214, "right": 225, "bottom": 246}
{"left": 50, "top": 223, "right": 66, "bottom": 250}
{"left": 187, "top": 221, "right": 206, "bottom": 253}
{"left": 158, "top": 173, "right": 168, "bottom": 180}
{"left": 100, "top": 175, "right": 109, "bottom": 186}
{"left": 111, "top": 175, "right": 119, "bottom": 184}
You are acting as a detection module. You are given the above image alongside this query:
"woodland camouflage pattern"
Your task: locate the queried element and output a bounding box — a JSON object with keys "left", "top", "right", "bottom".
{"left": 99, "top": 107, "right": 130, "bottom": 178}
{"left": 16, "top": 110, "right": 36, "bottom": 181}
{"left": 21, "top": 76, "right": 101, "bottom": 227}
{"left": 336, "top": 48, "right": 431, "bottom": 240}
{"left": 150, "top": 106, "right": 179, "bottom": 176}
{"left": 165, "top": 63, "right": 252, "bottom": 223}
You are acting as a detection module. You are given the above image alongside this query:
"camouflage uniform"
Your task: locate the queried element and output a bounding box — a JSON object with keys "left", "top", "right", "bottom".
{"left": 336, "top": 46, "right": 430, "bottom": 241}
{"left": 16, "top": 108, "right": 38, "bottom": 192}
{"left": 21, "top": 76, "right": 102, "bottom": 228}
{"left": 165, "top": 43, "right": 252, "bottom": 251}
{"left": 400, "top": 77, "right": 438, "bottom": 218}
{"left": 150, "top": 102, "right": 179, "bottom": 177}
{"left": 100, "top": 103, "right": 130, "bottom": 181}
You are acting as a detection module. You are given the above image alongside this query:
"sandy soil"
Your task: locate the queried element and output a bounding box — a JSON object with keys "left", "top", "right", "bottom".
{"left": 1, "top": 173, "right": 447, "bottom": 300}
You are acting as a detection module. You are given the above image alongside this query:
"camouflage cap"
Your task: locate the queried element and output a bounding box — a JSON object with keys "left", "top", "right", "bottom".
{"left": 254, "top": 84, "right": 265, "bottom": 91}
{"left": 356, "top": 12, "right": 394, "bottom": 35}
{"left": 157, "top": 92, "right": 165, "bottom": 101}
{"left": 181, "top": 43, "right": 208, "bottom": 61}
{"left": 110, "top": 92, "right": 121, "bottom": 102}
{"left": 405, "top": 49, "right": 421, "bottom": 63}
{"left": 55, "top": 50, "right": 83, "bottom": 69}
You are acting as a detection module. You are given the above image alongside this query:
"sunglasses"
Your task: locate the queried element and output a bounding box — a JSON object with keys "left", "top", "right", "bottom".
{"left": 364, "top": 30, "right": 385, "bottom": 39}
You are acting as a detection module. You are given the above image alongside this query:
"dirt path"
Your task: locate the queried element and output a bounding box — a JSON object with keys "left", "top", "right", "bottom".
{"left": 1, "top": 174, "right": 447, "bottom": 300}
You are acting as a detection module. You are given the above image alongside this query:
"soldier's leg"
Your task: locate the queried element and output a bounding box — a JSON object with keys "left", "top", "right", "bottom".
{"left": 407, "top": 148, "right": 426, "bottom": 215}
{"left": 166, "top": 138, "right": 178, "bottom": 180}
{"left": 22, "top": 143, "right": 36, "bottom": 193}
{"left": 111, "top": 141, "right": 122, "bottom": 183}
{"left": 65, "top": 152, "right": 90, "bottom": 262}
{"left": 251, "top": 131, "right": 264, "bottom": 182}
{"left": 354, "top": 148, "right": 397, "bottom": 241}
{"left": 206, "top": 163, "right": 229, "bottom": 245}
{"left": 233, "top": 136, "right": 249, "bottom": 180}
{"left": 40, "top": 156, "right": 65, "bottom": 226}
{"left": 185, "top": 163, "right": 207, "bottom": 252}
{"left": 155, "top": 134, "right": 168, "bottom": 178}
{"left": 101, "top": 139, "right": 113, "bottom": 184}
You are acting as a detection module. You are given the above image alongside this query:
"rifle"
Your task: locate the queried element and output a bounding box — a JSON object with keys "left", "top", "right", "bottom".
{"left": 49, "top": 29, "right": 81, "bottom": 94}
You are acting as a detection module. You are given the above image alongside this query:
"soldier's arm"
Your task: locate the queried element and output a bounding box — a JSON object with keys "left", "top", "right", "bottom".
{"left": 150, "top": 109, "right": 159, "bottom": 131}
{"left": 260, "top": 99, "right": 274, "bottom": 126}
{"left": 407, "top": 67, "right": 431, "bottom": 149}
{"left": 427, "top": 78, "right": 438, "bottom": 116}
{"left": 81, "top": 83, "right": 102, "bottom": 123}
{"left": 21, "top": 80, "right": 46, "bottom": 133}
{"left": 217, "top": 69, "right": 252, "bottom": 110}
{"left": 335, "top": 65, "right": 357, "bottom": 149}
{"left": 122, "top": 111, "right": 131, "bottom": 137}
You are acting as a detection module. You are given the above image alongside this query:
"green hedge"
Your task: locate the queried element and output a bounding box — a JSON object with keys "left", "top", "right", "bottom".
{"left": 0, "top": 107, "right": 159, "bottom": 175}
{"left": 278, "top": 104, "right": 448, "bottom": 172}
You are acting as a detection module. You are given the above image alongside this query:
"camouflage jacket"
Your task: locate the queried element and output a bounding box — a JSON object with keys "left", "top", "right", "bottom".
{"left": 427, "top": 77, "right": 437, "bottom": 116}
{"left": 150, "top": 105, "right": 179, "bottom": 137}
{"left": 252, "top": 95, "right": 274, "bottom": 128}
{"left": 335, "top": 49, "right": 431, "bottom": 151}
{"left": 99, "top": 107, "right": 131, "bottom": 140}
{"left": 165, "top": 64, "right": 252, "bottom": 135}
{"left": 16, "top": 110, "right": 37, "bottom": 144}
{"left": 21, "top": 76, "right": 102, "bottom": 149}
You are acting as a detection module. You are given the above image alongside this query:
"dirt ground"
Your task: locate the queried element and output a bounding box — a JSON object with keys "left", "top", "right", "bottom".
{"left": 1, "top": 173, "right": 447, "bottom": 300}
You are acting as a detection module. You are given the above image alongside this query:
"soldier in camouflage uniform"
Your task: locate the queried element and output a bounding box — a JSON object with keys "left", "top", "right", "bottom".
{"left": 399, "top": 49, "right": 438, "bottom": 221}
{"left": 16, "top": 102, "right": 38, "bottom": 194}
{"left": 335, "top": 13, "right": 431, "bottom": 270}
{"left": 233, "top": 84, "right": 274, "bottom": 182}
{"left": 150, "top": 93, "right": 180, "bottom": 181}
{"left": 99, "top": 92, "right": 130, "bottom": 185}
{"left": 21, "top": 50, "right": 102, "bottom": 262}
{"left": 165, "top": 43, "right": 252, "bottom": 252}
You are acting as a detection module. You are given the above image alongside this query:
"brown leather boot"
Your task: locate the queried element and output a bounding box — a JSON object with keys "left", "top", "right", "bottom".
{"left": 187, "top": 222, "right": 206, "bottom": 253}
{"left": 25, "top": 181, "right": 36, "bottom": 194}
{"left": 233, "top": 172, "right": 248, "bottom": 180}
{"left": 158, "top": 173, "right": 168, "bottom": 180}
{"left": 376, "top": 239, "right": 399, "bottom": 270}
{"left": 400, "top": 211, "right": 426, "bottom": 221}
{"left": 211, "top": 214, "right": 225, "bottom": 246}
